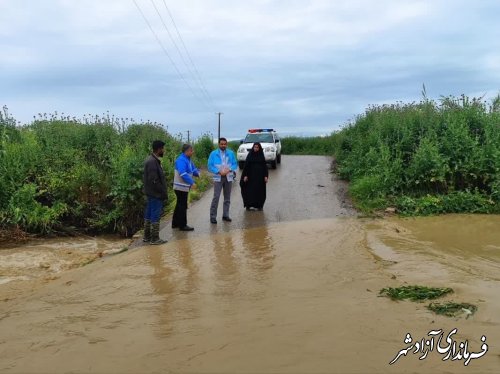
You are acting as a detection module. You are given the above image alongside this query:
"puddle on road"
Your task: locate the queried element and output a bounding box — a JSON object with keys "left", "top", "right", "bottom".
{"left": 1, "top": 215, "right": 499, "bottom": 373}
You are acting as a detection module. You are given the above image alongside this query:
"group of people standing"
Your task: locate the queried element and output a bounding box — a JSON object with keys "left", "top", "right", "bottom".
{"left": 142, "top": 138, "right": 269, "bottom": 245}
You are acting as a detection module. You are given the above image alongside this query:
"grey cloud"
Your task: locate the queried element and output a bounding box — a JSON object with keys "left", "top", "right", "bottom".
{"left": 1, "top": 0, "right": 499, "bottom": 139}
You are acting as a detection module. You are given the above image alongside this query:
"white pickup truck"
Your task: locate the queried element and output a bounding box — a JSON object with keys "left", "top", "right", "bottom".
{"left": 237, "top": 129, "right": 282, "bottom": 169}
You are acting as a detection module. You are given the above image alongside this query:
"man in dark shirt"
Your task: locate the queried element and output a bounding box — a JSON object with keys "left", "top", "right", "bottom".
{"left": 143, "top": 140, "right": 168, "bottom": 245}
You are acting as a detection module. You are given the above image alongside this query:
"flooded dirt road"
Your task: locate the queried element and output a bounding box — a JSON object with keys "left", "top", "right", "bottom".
{"left": 1, "top": 156, "right": 499, "bottom": 373}
{"left": 155, "top": 155, "right": 355, "bottom": 241}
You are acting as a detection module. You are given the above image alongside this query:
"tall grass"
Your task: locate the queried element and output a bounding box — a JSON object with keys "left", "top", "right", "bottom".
{"left": 0, "top": 107, "right": 211, "bottom": 236}
{"left": 281, "top": 136, "right": 335, "bottom": 155}
{"left": 332, "top": 95, "right": 500, "bottom": 214}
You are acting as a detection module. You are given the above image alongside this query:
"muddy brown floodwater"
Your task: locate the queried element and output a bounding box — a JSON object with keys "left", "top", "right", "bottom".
{"left": 1, "top": 156, "right": 499, "bottom": 373}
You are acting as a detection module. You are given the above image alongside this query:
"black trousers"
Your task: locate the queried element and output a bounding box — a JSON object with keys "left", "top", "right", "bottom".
{"left": 172, "top": 190, "right": 189, "bottom": 228}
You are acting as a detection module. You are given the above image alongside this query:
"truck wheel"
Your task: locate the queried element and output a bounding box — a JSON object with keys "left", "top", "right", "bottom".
{"left": 277, "top": 153, "right": 281, "bottom": 164}
{"left": 271, "top": 160, "right": 277, "bottom": 169}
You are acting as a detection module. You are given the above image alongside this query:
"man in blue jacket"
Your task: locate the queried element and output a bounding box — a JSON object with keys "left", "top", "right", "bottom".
{"left": 172, "top": 144, "right": 200, "bottom": 231}
{"left": 207, "top": 137, "right": 238, "bottom": 224}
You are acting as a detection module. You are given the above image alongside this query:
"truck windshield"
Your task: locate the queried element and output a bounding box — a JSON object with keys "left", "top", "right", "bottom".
{"left": 244, "top": 133, "right": 274, "bottom": 143}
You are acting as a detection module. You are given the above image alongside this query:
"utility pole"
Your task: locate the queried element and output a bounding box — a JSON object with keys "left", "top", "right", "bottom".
{"left": 216, "top": 112, "right": 223, "bottom": 141}
{"left": 186, "top": 130, "right": 190, "bottom": 143}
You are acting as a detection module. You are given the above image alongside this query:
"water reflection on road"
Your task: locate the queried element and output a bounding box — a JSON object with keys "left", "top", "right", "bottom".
{"left": 1, "top": 216, "right": 500, "bottom": 373}
{"left": 147, "top": 246, "right": 175, "bottom": 338}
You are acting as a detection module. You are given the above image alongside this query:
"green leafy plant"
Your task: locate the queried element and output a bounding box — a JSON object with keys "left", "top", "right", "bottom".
{"left": 193, "top": 133, "right": 215, "bottom": 161}
{"left": 281, "top": 136, "right": 335, "bottom": 155}
{"left": 7, "top": 183, "right": 67, "bottom": 234}
{"left": 427, "top": 302, "right": 477, "bottom": 318}
{"left": 379, "top": 285, "right": 454, "bottom": 301}
{"left": 0, "top": 108, "right": 182, "bottom": 237}
{"left": 330, "top": 95, "right": 500, "bottom": 214}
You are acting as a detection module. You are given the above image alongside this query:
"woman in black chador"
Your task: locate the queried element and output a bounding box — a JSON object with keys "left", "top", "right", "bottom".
{"left": 240, "top": 142, "right": 268, "bottom": 210}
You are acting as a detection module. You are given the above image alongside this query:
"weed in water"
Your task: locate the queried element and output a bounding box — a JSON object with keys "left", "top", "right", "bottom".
{"left": 427, "top": 302, "right": 477, "bottom": 318}
{"left": 379, "top": 285, "right": 454, "bottom": 301}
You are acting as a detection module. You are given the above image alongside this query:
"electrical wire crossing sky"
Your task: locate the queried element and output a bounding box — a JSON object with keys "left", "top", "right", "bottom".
{"left": 1, "top": 0, "right": 499, "bottom": 138}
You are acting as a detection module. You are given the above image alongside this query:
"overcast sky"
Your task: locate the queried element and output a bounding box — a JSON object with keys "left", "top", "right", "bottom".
{"left": 1, "top": 0, "right": 499, "bottom": 139}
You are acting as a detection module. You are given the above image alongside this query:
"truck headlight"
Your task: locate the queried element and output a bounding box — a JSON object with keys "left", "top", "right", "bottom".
{"left": 238, "top": 148, "right": 246, "bottom": 154}
{"left": 264, "top": 146, "right": 275, "bottom": 152}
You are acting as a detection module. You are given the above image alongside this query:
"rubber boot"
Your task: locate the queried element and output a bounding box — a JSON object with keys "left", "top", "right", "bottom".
{"left": 150, "top": 222, "right": 167, "bottom": 245}
{"left": 143, "top": 219, "right": 151, "bottom": 242}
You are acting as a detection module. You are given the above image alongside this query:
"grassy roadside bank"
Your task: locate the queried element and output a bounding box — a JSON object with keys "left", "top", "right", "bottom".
{"left": 0, "top": 107, "right": 215, "bottom": 239}
{"left": 333, "top": 95, "right": 499, "bottom": 215}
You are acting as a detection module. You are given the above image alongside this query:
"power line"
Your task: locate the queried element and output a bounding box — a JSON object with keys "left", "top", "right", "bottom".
{"left": 132, "top": 0, "right": 210, "bottom": 111}
{"left": 149, "top": 0, "right": 214, "bottom": 110}
{"left": 160, "top": 0, "right": 217, "bottom": 109}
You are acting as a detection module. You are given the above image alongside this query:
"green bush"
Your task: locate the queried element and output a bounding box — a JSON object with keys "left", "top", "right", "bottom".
{"left": 349, "top": 175, "right": 387, "bottom": 211}
{"left": 7, "top": 183, "right": 67, "bottom": 234}
{"left": 406, "top": 137, "right": 449, "bottom": 192}
{"left": 193, "top": 133, "right": 215, "bottom": 161}
{"left": 281, "top": 136, "right": 335, "bottom": 155}
{"left": 0, "top": 108, "right": 182, "bottom": 236}
{"left": 93, "top": 145, "right": 145, "bottom": 236}
{"left": 0, "top": 130, "right": 40, "bottom": 212}
{"left": 332, "top": 95, "right": 500, "bottom": 214}
{"left": 396, "top": 190, "right": 499, "bottom": 215}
